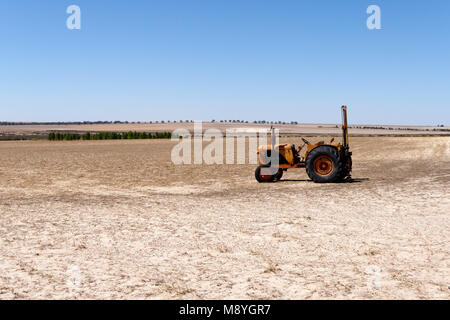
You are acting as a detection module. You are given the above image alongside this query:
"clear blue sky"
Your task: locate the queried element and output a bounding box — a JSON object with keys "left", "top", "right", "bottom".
{"left": 0, "top": 0, "right": 449, "bottom": 125}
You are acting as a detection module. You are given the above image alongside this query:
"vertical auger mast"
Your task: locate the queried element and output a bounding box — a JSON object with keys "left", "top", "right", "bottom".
{"left": 341, "top": 105, "right": 349, "bottom": 149}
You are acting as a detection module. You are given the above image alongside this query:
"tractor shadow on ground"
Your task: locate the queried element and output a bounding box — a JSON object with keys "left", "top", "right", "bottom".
{"left": 336, "top": 177, "right": 369, "bottom": 183}
{"left": 278, "top": 177, "right": 369, "bottom": 183}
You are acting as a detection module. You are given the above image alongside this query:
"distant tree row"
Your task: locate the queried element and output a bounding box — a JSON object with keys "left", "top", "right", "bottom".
{"left": 6, "top": 120, "right": 446, "bottom": 129}
{"left": 211, "top": 120, "right": 299, "bottom": 125}
{"left": 48, "top": 131, "right": 172, "bottom": 141}
{"left": 349, "top": 125, "right": 449, "bottom": 132}
{"left": 1, "top": 120, "right": 303, "bottom": 126}
{"left": 1, "top": 121, "right": 195, "bottom": 126}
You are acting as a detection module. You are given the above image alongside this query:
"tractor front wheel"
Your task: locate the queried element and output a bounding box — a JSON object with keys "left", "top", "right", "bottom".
{"left": 255, "top": 166, "right": 278, "bottom": 183}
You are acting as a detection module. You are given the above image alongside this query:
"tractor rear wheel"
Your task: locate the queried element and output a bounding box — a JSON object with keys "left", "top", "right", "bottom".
{"left": 305, "top": 146, "right": 343, "bottom": 183}
{"left": 255, "top": 166, "right": 277, "bottom": 183}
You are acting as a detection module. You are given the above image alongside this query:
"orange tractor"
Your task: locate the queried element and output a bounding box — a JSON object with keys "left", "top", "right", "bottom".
{"left": 255, "top": 105, "right": 352, "bottom": 183}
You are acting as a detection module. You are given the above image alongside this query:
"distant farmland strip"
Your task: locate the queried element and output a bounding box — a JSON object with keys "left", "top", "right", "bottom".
{"left": 48, "top": 131, "right": 172, "bottom": 141}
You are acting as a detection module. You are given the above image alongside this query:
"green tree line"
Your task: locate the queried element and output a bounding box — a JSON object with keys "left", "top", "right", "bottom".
{"left": 48, "top": 131, "right": 172, "bottom": 141}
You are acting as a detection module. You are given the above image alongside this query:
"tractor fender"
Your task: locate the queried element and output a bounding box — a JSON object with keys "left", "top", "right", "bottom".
{"left": 304, "top": 143, "right": 340, "bottom": 160}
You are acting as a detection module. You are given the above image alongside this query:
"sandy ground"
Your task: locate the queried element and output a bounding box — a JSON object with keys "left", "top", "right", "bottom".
{"left": 0, "top": 136, "right": 449, "bottom": 299}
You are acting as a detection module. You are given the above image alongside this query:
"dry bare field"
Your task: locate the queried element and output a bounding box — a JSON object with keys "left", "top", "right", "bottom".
{"left": 0, "top": 136, "right": 449, "bottom": 299}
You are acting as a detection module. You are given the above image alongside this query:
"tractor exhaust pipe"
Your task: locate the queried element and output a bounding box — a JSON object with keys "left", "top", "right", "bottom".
{"left": 270, "top": 126, "right": 276, "bottom": 151}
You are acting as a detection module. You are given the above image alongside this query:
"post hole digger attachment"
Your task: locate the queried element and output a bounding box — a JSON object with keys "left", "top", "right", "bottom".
{"left": 255, "top": 106, "right": 352, "bottom": 183}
